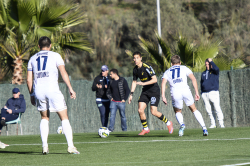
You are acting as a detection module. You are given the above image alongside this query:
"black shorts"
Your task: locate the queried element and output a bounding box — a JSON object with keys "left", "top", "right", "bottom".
{"left": 138, "top": 88, "right": 160, "bottom": 107}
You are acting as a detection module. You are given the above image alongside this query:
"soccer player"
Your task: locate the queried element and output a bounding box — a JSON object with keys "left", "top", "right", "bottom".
{"left": 27, "top": 36, "right": 80, "bottom": 154}
{"left": 161, "top": 55, "right": 208, "bottom": 136}
{"left": 128, "top": 51, "right": 173, "bottom": 135}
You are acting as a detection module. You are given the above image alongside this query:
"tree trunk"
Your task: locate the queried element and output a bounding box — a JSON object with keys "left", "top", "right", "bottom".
{"left": 12, "top": 57, "right": 23, "bottom": 85}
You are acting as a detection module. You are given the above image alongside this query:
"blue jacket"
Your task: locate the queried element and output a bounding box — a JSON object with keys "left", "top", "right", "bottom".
{"left": 5, "top": 94, "right": 26, "bottom": 115}
{"left": 200, "top": 61, "right": 219, "bottom": 93}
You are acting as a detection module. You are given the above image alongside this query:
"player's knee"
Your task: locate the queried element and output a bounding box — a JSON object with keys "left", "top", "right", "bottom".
{"left": 138, "top": 108, "right": 144, "bottom": 114}
{"left": 150, "top": 108, "right": 158, "bottom": 116}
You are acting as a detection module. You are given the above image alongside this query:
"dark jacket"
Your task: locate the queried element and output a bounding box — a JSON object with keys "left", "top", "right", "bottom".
{"left": 106, "top": 77, "right": 130, "bottom": 101}
{"left": 92, "top": 73, "right": 111, "bottom": 99}
{"left": 200, "top": 61, "right": 219, "bottom": 93}
{"left": 5, "top": 94, "right": 26, "bottom": 115}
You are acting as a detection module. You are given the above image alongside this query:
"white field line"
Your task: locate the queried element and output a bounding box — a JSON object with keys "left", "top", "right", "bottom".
{"left": 221, "top": 162, "right": 250, "bottom": 166}
{"left": 9, "top": 137, "right": 250, "bottom": 146}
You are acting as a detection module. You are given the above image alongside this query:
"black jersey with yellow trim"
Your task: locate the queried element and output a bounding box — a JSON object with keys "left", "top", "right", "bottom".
{"left": 133, "top": 62, "right": 159, "bottom": 91}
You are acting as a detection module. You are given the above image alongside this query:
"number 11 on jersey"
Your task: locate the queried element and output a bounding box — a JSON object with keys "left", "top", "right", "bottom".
{"left": 170, "top": 67, "right": 180, "bottom": 79}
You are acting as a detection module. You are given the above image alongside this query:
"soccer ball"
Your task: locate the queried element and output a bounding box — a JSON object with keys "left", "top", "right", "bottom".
{"left": 98, "top": 127, "right": 110, "bottom": 138}
{"left": 57, "top": 126, "right": 64, "bottom": 134}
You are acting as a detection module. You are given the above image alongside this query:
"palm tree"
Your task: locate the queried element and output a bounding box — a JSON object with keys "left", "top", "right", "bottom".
{"left": 127, "top": 31, "right": 237, "bottom": 74}
{"left": 0, "top": 0, "right": 93, "bottom": 84}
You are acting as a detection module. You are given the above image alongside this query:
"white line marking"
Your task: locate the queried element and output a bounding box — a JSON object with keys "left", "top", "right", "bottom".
{"left": 222, "top": 162, "right": 250, "bottom": 166}
{"left": 8, "top": 137, "right": 250, "bottom": 146}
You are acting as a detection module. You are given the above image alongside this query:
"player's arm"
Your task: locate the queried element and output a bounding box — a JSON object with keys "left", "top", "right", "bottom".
{"left": 27, "top": 70, "right": 36, "bottom": 106}
{"left": 128, "top": 80, "right": 137, "bottom": 104}
{"left": 58, "top": 65, "right": 76, "bottom": 99}
{"left": 161, "top": 78, "right": 168, "bottom": 105}
{"left": 188, "top": 73, "right": 200, "bottom": 101}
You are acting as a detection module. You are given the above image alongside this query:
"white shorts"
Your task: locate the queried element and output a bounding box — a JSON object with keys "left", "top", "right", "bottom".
{"left": 35, "top": 88, "right": 67, "bottom": 112}
{"left": 171, "top": 88, "right": 194, "bottom": 109}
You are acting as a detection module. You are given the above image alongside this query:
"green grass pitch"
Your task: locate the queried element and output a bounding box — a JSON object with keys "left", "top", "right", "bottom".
{"left": 0, "top": 127, "right": 249, "bottom": 166}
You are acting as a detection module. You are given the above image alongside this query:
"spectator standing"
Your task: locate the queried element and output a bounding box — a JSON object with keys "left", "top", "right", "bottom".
{"left": 92, "top": 65, "right": 111, "bottom": 127}
{"left": 0, "top": 88, "right": 26, "bottom": 135}
{"left": 200, "top": 58, "right": 224, "bottom": 128}
{"left": 106, "top": 69, "right": 130, "bottom": 132}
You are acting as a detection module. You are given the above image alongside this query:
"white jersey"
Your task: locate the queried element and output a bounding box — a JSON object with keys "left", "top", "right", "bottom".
{"left": 162, "top": 65, "right": 192, "bottom": 91}
{"left": 27, "top": 50, "right": 64, "bottom": 90}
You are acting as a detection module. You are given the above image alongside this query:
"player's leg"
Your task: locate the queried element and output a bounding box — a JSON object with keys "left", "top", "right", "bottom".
{"left": 49, "top": 90, "right": 79, "bottom": 154}
{"left": 188, "top": 104, "right": 208, "bottom": 136}
{"left": 117, "top": 102, "right": 127, "bottom": 131}
{"left": 149, "top": 89, "right": 173, "bottom": 134}
{"left": 138, "top": 102, "right": 149, "bottom": 135}
{"left": 57, "top": 109, "right": 79, "bottom": 154}
{"left": 209, "top": 91, "right": 224, "bottom": 128}
{"left": 171, "top": 91, "right": 185, "bottom": 136}
{"left": 173, "top": 107, "right": 185, "bottom": 136}
{"left": 40, "top": 110, "right": 50, "bottom": 154}
{"left": 202, "top": 92, "right": 216, "bottom": 128}
{"left": 108, "top": 101, "right": 118, "bottom": 132}
{"left": 183, "top": 88, "right": 208, "bottom": 135}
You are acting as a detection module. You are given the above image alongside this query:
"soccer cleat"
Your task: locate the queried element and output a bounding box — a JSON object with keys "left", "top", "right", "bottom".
{"left": 0, "top": 141, "right": 8, "bottom": 149}
{"left": 138, "top": 129, "right": 150, "bottom": 135}
{"left": 179, "top": 124, "right": 185, "bottom": 137}
{"left": 220, "top": 125, "right": 225, "bottom": 128}
{"left": 68, "top": 146, "right": 80, "bottom": 154}
{"left": 203, "top": 129, "right": 208, "bottom": 136}
{"left": 42, "top": 146, "right": 49, "bottom": 155}
{"left": 209, "top": 125, "right": 216, "bottom": 128}
{"left": 167, "top": 121, "right": 174, "bottom": 134}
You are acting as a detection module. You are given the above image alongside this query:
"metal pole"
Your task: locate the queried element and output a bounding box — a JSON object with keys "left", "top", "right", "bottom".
{"left": 157, "top": 0, "right": 162, "bottom": 55}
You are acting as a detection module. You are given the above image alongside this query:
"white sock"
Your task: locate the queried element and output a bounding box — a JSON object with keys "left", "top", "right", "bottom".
{"left": 40, "top": 119, "right": 49, "bottom": 147}
{"left": 62, "top": 119, "right": 74, "bottom": 147}
{"left": 175, "top": 112, "right": 184, "bottom": 126}
{"left": 193, "top": 110, "right": 207, "bottom": 130}
{"left": 144, "top": 127, "right": 149, "bottom": 130}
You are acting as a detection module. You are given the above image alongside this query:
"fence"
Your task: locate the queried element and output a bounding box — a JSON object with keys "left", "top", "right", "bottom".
{"left": 0, "top": 69, "right": 249, "bottom": 135}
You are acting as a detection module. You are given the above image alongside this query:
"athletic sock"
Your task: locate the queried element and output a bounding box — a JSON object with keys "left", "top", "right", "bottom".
{"left": 62, "top": 119, "right": 74, "bottom": 147}
{"left": 159, "top": 114, "right": 171, "bottom": 125}
{"left": 193, "top": 110, "right": 207, "bottom": 130}
{"left": 40, "top": 119, "right": 49, "bottom": 147}
{"left": 159, "top": 114, "right": 168, "bottom": 123}
{"left": 175, "top": 112, "right": 184, "bottom": 126}
{"left": 141, "top": 119, "right": 149, "bottom": 130}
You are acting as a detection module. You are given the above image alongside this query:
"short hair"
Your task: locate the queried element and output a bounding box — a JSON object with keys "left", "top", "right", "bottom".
{"left": 171, "top": 55, "right": 181, "bottom": 64}
{"left": 205, "top": 59, "right": 209, "bottom": 63}
{"left": 133, "top": 51, "right": 141, "bottom": 57}
{"left": 110, "top": 68, "right": 118, "bottom": 75}
{"left": 39, "top": 36, "right": 51, "bottom": 49}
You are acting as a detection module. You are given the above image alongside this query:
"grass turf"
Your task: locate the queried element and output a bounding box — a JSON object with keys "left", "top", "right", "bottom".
{"left": 0, "top": 127, "right": 249, "bottom": 166}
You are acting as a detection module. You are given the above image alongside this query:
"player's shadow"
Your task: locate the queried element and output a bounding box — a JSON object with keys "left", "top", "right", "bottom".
{"left": 112, "top": 134, "right": 175, "bottom": 138}
{"left": 0, "top": 151, "right": 66, "bottom": 155}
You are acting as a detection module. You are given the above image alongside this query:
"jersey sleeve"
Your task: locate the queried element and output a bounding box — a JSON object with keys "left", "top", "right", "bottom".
{"left": 145, "top": 65, "right": 156, "bottom": 77}
{"left": 133, "top": 68, "right": 138, "bottom": 81}
{"left": 27, "top": 58, "right": 33, "bottom": 71}
{"left": 185, "top": 66, "right": 193, "bottom": 76}
{"left": 56, "top": 53, "right": 65, "bottom": 67}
